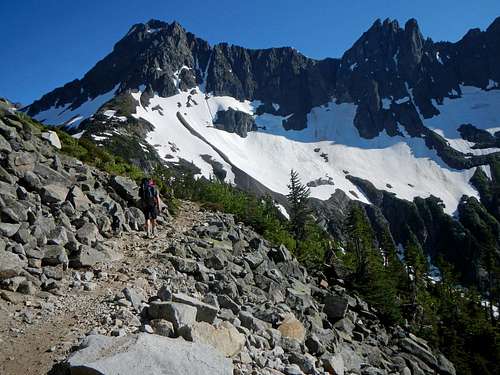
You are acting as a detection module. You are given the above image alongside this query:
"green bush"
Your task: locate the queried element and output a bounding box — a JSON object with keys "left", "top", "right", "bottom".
{"left": 55, "top": 130, "right": 144, "bottom": 182}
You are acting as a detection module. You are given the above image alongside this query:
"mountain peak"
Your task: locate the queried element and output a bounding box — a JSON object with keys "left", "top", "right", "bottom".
{"left": 404, "top": 17, "right": 420, "bottom": 32}
{"left": 486, "top": 16, "right": 500, "bottom": 34}
{"left": 145, "top": 19, "right": 169, "bottom": 29}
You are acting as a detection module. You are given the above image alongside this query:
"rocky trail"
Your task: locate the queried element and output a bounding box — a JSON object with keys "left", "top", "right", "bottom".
{"left": 0, "top": 200, "right": 202, "bottom": 375}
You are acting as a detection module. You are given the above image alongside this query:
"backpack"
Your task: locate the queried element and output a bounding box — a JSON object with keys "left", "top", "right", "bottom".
{"left": 141, "top": 182, "right": 156, "bottom": 206}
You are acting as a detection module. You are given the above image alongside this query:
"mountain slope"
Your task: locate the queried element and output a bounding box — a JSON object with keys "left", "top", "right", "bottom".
{"left": 24, "top": 17, "right": 500, "bottom": 289}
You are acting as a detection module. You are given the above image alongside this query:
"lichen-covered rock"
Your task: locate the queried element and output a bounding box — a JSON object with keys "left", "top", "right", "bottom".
{"left": 179, "top": 321, "right": 245, "bottom": 357}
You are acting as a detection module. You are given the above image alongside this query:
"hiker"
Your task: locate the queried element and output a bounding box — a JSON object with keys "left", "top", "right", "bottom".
{"left": 139, "top": 177, "right": 160, "bottom": 238}
{"left": 324, "top": 240, "right": 337, "bottom": 266}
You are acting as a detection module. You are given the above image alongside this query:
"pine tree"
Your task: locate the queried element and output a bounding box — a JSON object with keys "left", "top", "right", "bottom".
{"left": 405, "top": 233, "right": 428, "bottom": 298}
{"left": 287, "top": 170, "right": 311, "bottom": 242}
{"left": 344, "top": 204, "right": 401, "bottom": 323}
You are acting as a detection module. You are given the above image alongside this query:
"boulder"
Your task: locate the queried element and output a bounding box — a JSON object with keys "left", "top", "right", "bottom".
{"left": 0, "top": 133, "right": 11, "bottom": 153}
{"left": 76, "top": 223, "right": 100, "bottom": 245}
{"left": 8, "top": 151, "right": 36, "bottom": 175}
{"left": 179, "top": 321, "right": 246, "bottom": 357}
{"left": 437, "top": 353, "right": 456, "bottom": 375}
{"left": 0, "top": 251, "right": 25, "bottom": 279}
{"left": 322, "top": 353, "right": 344, "bottom": 375}
{"left": 244, "top": 253, "right": 264, "bottom": 269}
{"left": 1, "top": 202, "right": 28, "bottom": 223}
{"left": 0, "top": 222, "right": 21, "bottom": 238}
{"left": 42, "top": 245, "right": 68, "bottom": 266}
{"left": 172, "top": 292, "right": 219, "bottom": 323}
{"left": 67, "top": 185, "right": 91, "bottom": 212}
{"left": 217, "top": 295, "right": 240, "bottom": 314}
{"left": 399, "top": 337, "right": 438, "bottom": 368}
{"left": 41, "top": 184, "right": 69, "bottom": 204}
{"left": 66, "top": 333, "right": 233, "bottom": 375}
{"left": 122, "top": 287, "right": 146, "bottom": 312}
{"left": 110, "top": 176, "right": 139, "bottom": 203}
{"left": 268, "top": 244, "right": 293, "bottom": 263}
{"left": 150, "top": 319, "right": 174, "bottom": 337}
{"left": 148, "top": 301, "right": 197, "bottom": 331}
{"left": 47, "top": 226, "right": 68, "bottom": 246}
{"left": 169, "top": 256, "right": 199, "bottom": 274}
{"left": 71, "top": 245, "right": 120, "bottom": 267}
{"left": 41, "top": 131, "right": 62, "bottom": 149}
{"left": 324, "top": 294, "right": 349, "bottom": 320}
{"left": 238, "top": 311, "right": 270, "bottom": 332}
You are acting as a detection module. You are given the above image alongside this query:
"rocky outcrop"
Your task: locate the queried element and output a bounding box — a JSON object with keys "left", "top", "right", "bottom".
{"left": 214, "top": 108, "right": 256, "bottom": 137}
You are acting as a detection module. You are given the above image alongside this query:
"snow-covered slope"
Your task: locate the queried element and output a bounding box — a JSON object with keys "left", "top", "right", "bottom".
{"left": 33, "top": 85, "right": 120, "bottom": 129}
{"left": 127, "top": 84, "right": 491, "bottom": 215}
{"left": 423, "top": 86, "right": 500, "bottom": 155}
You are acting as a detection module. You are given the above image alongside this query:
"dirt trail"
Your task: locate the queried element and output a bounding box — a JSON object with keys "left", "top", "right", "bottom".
{"left": 0, "top": 201, "right": 202, "bottom": 375}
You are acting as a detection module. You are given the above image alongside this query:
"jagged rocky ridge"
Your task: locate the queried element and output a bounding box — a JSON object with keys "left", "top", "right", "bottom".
{"left": 0, "top": 102, "right": 457, "bottom": 375}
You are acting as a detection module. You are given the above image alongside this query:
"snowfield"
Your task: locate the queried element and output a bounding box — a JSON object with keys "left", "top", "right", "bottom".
{"left": 131, "top": 86, "right": 483, "bottom": 214}
{"left": 423, "top": 86, "right": 500, "bottom": 155}
{"left": 32, "top": 81, "right": 500, "bottom": 215}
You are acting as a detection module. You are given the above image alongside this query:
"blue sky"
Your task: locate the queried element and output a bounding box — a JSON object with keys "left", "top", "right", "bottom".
{"left": 1, "top": 0, "right": 499, "bottom": 104}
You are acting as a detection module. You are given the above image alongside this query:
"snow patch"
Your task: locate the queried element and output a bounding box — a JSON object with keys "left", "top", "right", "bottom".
{"left": 72, "top": 131, "right": 85, "bottom": 139}
{"left": 480, "top": 165, "right": 492, "bottom": 179}
{"left": 276, "top": 204, "right": 289, "bottom": 219}
{"left": 423, "top": 85, "right": 500, "bottom": 155}
{"left": 33, "top": 85, "right": 120, "bottom": 128}
{"left": 486, "top": 79, "right": 498, "bottom": 90}
{"left": 382, "top": 98, "right": 392, "bottom": 109}
{"left": 436, "top": 51, "right": 444, "bottom": 65}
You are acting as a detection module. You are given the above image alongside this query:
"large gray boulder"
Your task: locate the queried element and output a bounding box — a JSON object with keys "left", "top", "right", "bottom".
{"left": 0, "top": 222, "right": 21, "bottom": 237}
{"left": 172, "top": 293, "right": 219, "bottom": 324}
{"left": 66, "top": 333, "right": 233, "bottom": 375}
{"left": 76, "top": 223, "right": 100, "bottom": 246}
{"left": 399, "top": 337, "right": 438, "bottom": 368}
{"left": 0, "top": 251, "right": 26, "bottom": 279}
{"left": 323, "top": 294, "right": 349, "bottom": 320}
{"left": 179, "top": 321, "right": 246, "bottom": 357}
{"left": 41, "top": 184, "right": 69, "bottom": 204}
{"left": 148, "top": 301, "right": 197, "bottom": 331}
{"left": 0, "top": 133, "right": 11, "bottom": 153}
{"left": 67, "top": 185, "right": 92, "bottom": 212}
{"left": 42, "top": 245, "right": 69, "bottom": 266}
{"left": 70, "top": 245, "right": 121, "bottom": 268}
{"left": 110, "top": 176, "right": 139, "bottom": 204}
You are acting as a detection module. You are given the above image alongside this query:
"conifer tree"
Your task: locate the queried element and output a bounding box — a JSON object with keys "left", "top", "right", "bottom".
{"left": 345, "top": 204, "right": 401, "bottom": 323}
{"left": 287, "top": 169, "right": 311, "bottom": 242}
